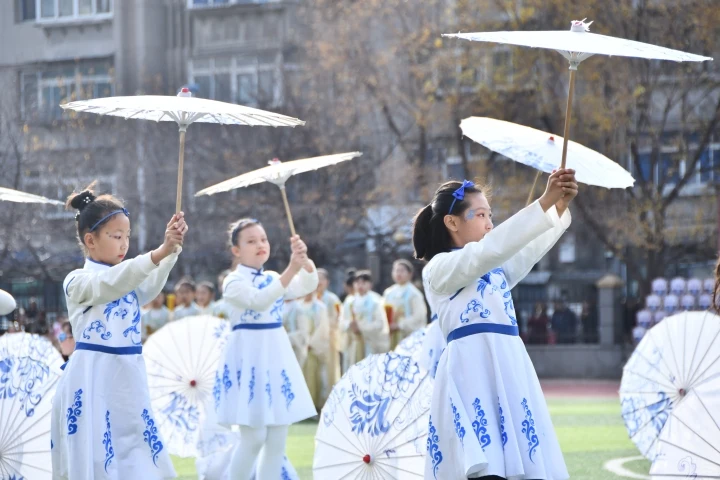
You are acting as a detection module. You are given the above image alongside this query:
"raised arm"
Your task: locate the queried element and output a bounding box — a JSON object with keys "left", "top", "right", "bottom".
{"left": 135, "top": 251, "right": 181, "bottom": 306}
{"left": 502, "top": 206, "right": 571, "bottom": 290}
{"left": 424, "top": 200, "right": 555, "bottom": 295}
{"left": 284, "top": 261, "right": 319, "bottom": 300}
{"left": 64, "top": 252, "right": 171, "bottom": 307}
{"left": 223, "top": 273, "right": 286, "bottom": 312}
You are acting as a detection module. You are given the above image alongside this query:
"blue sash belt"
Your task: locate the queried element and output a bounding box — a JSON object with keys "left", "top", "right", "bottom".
{"left": 62, "top": 342, "right": 142, "bottom": 370}
{"left": 447, "top": 323, "right": 519, "bottom": 343}
{"left": 232, "top": 322, "right": 283, "bottom": 331}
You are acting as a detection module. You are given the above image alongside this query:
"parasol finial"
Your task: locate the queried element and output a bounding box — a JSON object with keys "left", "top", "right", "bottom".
{"left": 177, "top": 87, "right": 192, "bottom": 98}
{"left": 570, "top": 19, "right": 593, "bottom": 32}
{"left": 268, "top": 158, "right": 282, "bottom": 166}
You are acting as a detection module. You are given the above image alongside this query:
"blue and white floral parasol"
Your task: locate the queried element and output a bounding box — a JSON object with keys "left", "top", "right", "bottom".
{"left": 0, "top": 332, "right": 64, "bottom": 373}
{"left": 0, "top": 354, "right": 61, "bottom": 479}
{"left": 620, "top": 311, "right": 720, "bottom": 465}
{"left": 144, "top": 315, "right": 231, "bottom": 457}
{"left": 314, "top": 352, "right": 433, "bottom": 479}
{"left": 394, "top": 320, "right": 445, "bottom": 379}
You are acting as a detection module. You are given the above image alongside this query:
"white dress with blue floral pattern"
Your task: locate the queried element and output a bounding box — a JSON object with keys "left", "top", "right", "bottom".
{"left": 51, "top": 252, "right": 179, "bottom": 480}
{"left": 423, "top": 201, "right": 571, "bottom": 480}
{"left": 214, "top": 264, "right": 319, "bottom": 428}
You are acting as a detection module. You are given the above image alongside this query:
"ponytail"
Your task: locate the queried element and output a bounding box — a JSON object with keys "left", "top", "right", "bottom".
{"left": 412, "top": 180, "right": 483, "bottom": 261}
{"left": 713, "top": 256, "right": 720, "bottom": 314}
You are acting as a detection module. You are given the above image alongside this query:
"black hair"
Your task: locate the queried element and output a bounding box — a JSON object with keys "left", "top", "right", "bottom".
{"left": 345, "top": 269, "right": 357, "bottom": 287}
{"left": 197, "top": 281, "right": 215, "bottom": 294}
{"left": 355, "top": 269, "right": 372, "bottom": 283}
{"left": 412, "top": 180, "right": 484, "bottom": 262}
{"left": 393, "top": 259, "right": 414, "bottom": 274}
{"left": 175, "top": 278, "right": 196, "bottom": 292}
{"left": 65, "top": 181, "right": 126, "bottom": 252}
{"left": 713, "top": 256, "right": 720, "bottom": 315}
{"left": 228, "top": 218, "right": 262, "bottom": 247}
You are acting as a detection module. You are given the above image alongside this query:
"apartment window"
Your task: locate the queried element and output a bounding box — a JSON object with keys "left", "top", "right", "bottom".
{"left": 37, "top": 0, "right": 112, "bottom": 22}
{"left": 189, "top": 0, "right": 269, "bottom": 7}
{"left": 190, "top": 54, "right": 281, "bottom": 107}
{"left": 17, "top": 0, "right": 36, "bottom": 21}
{"left": 21, "top": 59, "right": 114, "bottom": 120}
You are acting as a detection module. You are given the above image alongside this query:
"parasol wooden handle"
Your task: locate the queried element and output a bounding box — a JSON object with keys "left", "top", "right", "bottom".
{"left": 526, "top": 170, "right": 543, "bottom": 206}
{"left": 560, "top": 69, "right": 577, "bottom": 170}
{"left": 279, "top": 185, "right": 296, "bottom": 236}
{"left": 176, "top": 130, "right": 186, "bottom": 213}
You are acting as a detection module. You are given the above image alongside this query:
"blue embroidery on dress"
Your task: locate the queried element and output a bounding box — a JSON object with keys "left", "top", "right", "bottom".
{"left": 281, "top": 464, "right": 291, "bottom": 480}
{"left": 256, "top": 275, "right": 273, "bottom": 290}
{"left": 427, "top": 415, "right": 443, "bottom": 479}
{"left": 141, "top": 408, "right": 164, "bottom": 466}
{"left": 460, "top": 299, "right": 491, "bottom": 323}
{"left": 8, "top": 475, "right": 25, "bottom": 480}
{"left": 160, "top": 392, "right": 199, "bottom": 446}
{"left": 82, "top": 320, "right": 112, "bottom": 340}
{"left": 521, "top": 398, "right": 540, "bottom": 463}
{"left": 213, "top": 372, "right": 221, "bottom": 409}
{"left": 240, "top": 309, "right": 262, "bottom": 323}
{"left": 103, "top": 410, "right": 114, "bottom": 473}
{"left": 265, "top": 370, "right": 272, "bottom": 407}
{"left": 450, "top": 398, "right": 466, "bottom": 445}
{"left": 270, "top": 298, "right": 284, "bottom": 323}
{"left": 472, "top": 398, "right": 491, "bottom": 450}
{"left": 222, "top": 364, "right": 232, "bottom": 393}
{"left": 237, "top": 369, "right": 242, "bottom": 386}
{"left": 104, "top": 299, "right": 125, "bottom": 321}
{"left": 349, "top": 383, "right": 390, "bottom": 436}
{"left": 0, "top": 356, "right": 50, "bottom": 417}
{"left": 120, "top": 292, "right": 142, "bottom": 345}
{"left": 499, "top": 399, "right": 508, "bottom": 448}
{"left": 248, "top": 367, "right": 256, "bottom": 404}
{"left": 281, "top": 370, "right": 295, "bottom": 409}
{"left": 67, "top": 388, "right": 83, "bottom": 435}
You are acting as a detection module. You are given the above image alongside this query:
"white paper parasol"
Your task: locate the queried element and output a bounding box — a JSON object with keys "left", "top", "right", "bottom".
{"left": 620, "top": 310, "right": 720, "bottom": 463}
{"left": 0, "top": 355, "right": 60, "bottom": 480}
{"left": 0, "top": 289, "right": 16, "bottom": 316}
{"left": 195, "top": 152, "right": 362, "bottom": 235}
{"left": 314, "top": 352, "right": 433, "bottom": 479}
{"left": 0, "top": 187, "right": 64, "bottom": 206}
{"left": 461, "top": 117, "right": 635, "bottom": 195}
{"left": 61, "top": 90, "right": 305, "bottom": 212}
{"left": 0, "top": 332, "right": 64, "bottom": 372}
{"left": 444, "top": 20, "right": 712, "bottom": 171}
{"left": 394, "top": 321, "right": 446, "bottom": 380}
{"left": 144, "top": 315, "right": 231, "bottom": 457}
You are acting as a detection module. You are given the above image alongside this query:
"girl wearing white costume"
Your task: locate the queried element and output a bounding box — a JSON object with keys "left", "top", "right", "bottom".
{"left": 317, "top": 268, "right": 342, "bottom": 393}
{"left": 413, "top": 171, "right": 577, "bottom": 480}
{"left": 383, "top": 259, "right": 428, "bottom": 349}
{"left": 51, "top": 185, "right": 188, "bottom": 480}
{"left": 214, "top": 218, "right": 318, "bottom": 480}
{"left": 341, "top": 270, "right": 390, "bottom": 366}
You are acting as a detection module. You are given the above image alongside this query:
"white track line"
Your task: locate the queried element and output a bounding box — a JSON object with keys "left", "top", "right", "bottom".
{"left": 603, "top": 456, "right": 651, "bottom": 479}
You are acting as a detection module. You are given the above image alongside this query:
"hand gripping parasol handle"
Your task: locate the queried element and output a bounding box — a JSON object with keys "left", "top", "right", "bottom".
{"left": 176, "top": 130, "right": 186, "bottom": 213}
{"left": 560, "top": 69, "right": 577, "bottom": 170}
{"left": 279, "top": 185, "right": 297, "bottom": 236}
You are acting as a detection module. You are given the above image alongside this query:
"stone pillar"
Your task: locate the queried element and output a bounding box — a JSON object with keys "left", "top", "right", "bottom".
{"left": 596, "top": 274, "right": 624, "bottom": 346}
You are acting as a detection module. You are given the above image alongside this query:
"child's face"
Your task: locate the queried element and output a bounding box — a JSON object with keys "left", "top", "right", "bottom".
{"left": 452, "top": 193, "right": 494, "bottom": 246}
{"left": 392, "top": 264, "right": 412, "bottom": 284}
{"left": 176, "top": 286, "right": 194, "bottom": 306}
{"left": 354, "top": 279, "right": 372, "bottom": 296}
{"left": 196, "top": 286, "right": 213, "bottom": 307}
{"left": 85, "top": 214, "right": 131, "bottom": 265}
{"left": 232, "top": 225, "right": 270, "bottom": 269}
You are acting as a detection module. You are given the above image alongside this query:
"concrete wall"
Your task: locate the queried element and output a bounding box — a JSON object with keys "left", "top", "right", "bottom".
{"left": 526, "top": 345, "right": 630, "bottom": 379}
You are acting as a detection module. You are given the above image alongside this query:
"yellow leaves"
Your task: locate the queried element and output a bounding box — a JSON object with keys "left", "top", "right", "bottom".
{"left": 633, "top": 85, "right": 646, "bottom": 98}
{"left": 434, "top": 38, "right": 443, "bottom": 48}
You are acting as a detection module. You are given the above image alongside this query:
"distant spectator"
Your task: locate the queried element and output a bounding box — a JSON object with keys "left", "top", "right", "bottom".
{"left": 174, "top": 278, "right": 199, "bottom": 320}
{"left": 527, "top": 303, "right": 550, "bottom": 345}
{"left": 552, "top": 300, "right": 577, "bottom": 344}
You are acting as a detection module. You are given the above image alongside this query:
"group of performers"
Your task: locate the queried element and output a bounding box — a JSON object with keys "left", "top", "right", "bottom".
{"left": 41, "top": 165, "right": 580, "bottom": 480}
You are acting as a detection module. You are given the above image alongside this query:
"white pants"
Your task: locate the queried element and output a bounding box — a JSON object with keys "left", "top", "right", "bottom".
{"left": 229, "top": 425, "right": 289, "bottom": 480}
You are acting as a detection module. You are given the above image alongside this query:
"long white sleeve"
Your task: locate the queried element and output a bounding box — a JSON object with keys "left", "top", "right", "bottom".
{"left": 63, "top": 252, "right": 177, "bottom": 307}
{"left": 285, "top": 262, "right": 320, "bottom": 300}
{"left": 502, "top": 206, "right": 571, "bottom": 289}
{"left": 223, "top": 272, "right": 286, "bottom": 311}
{"left": 424, "top": 200, "right": 555, "bottom": 295}
{"left": 136, "top": 252, "right": 180, "bottom": 306}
